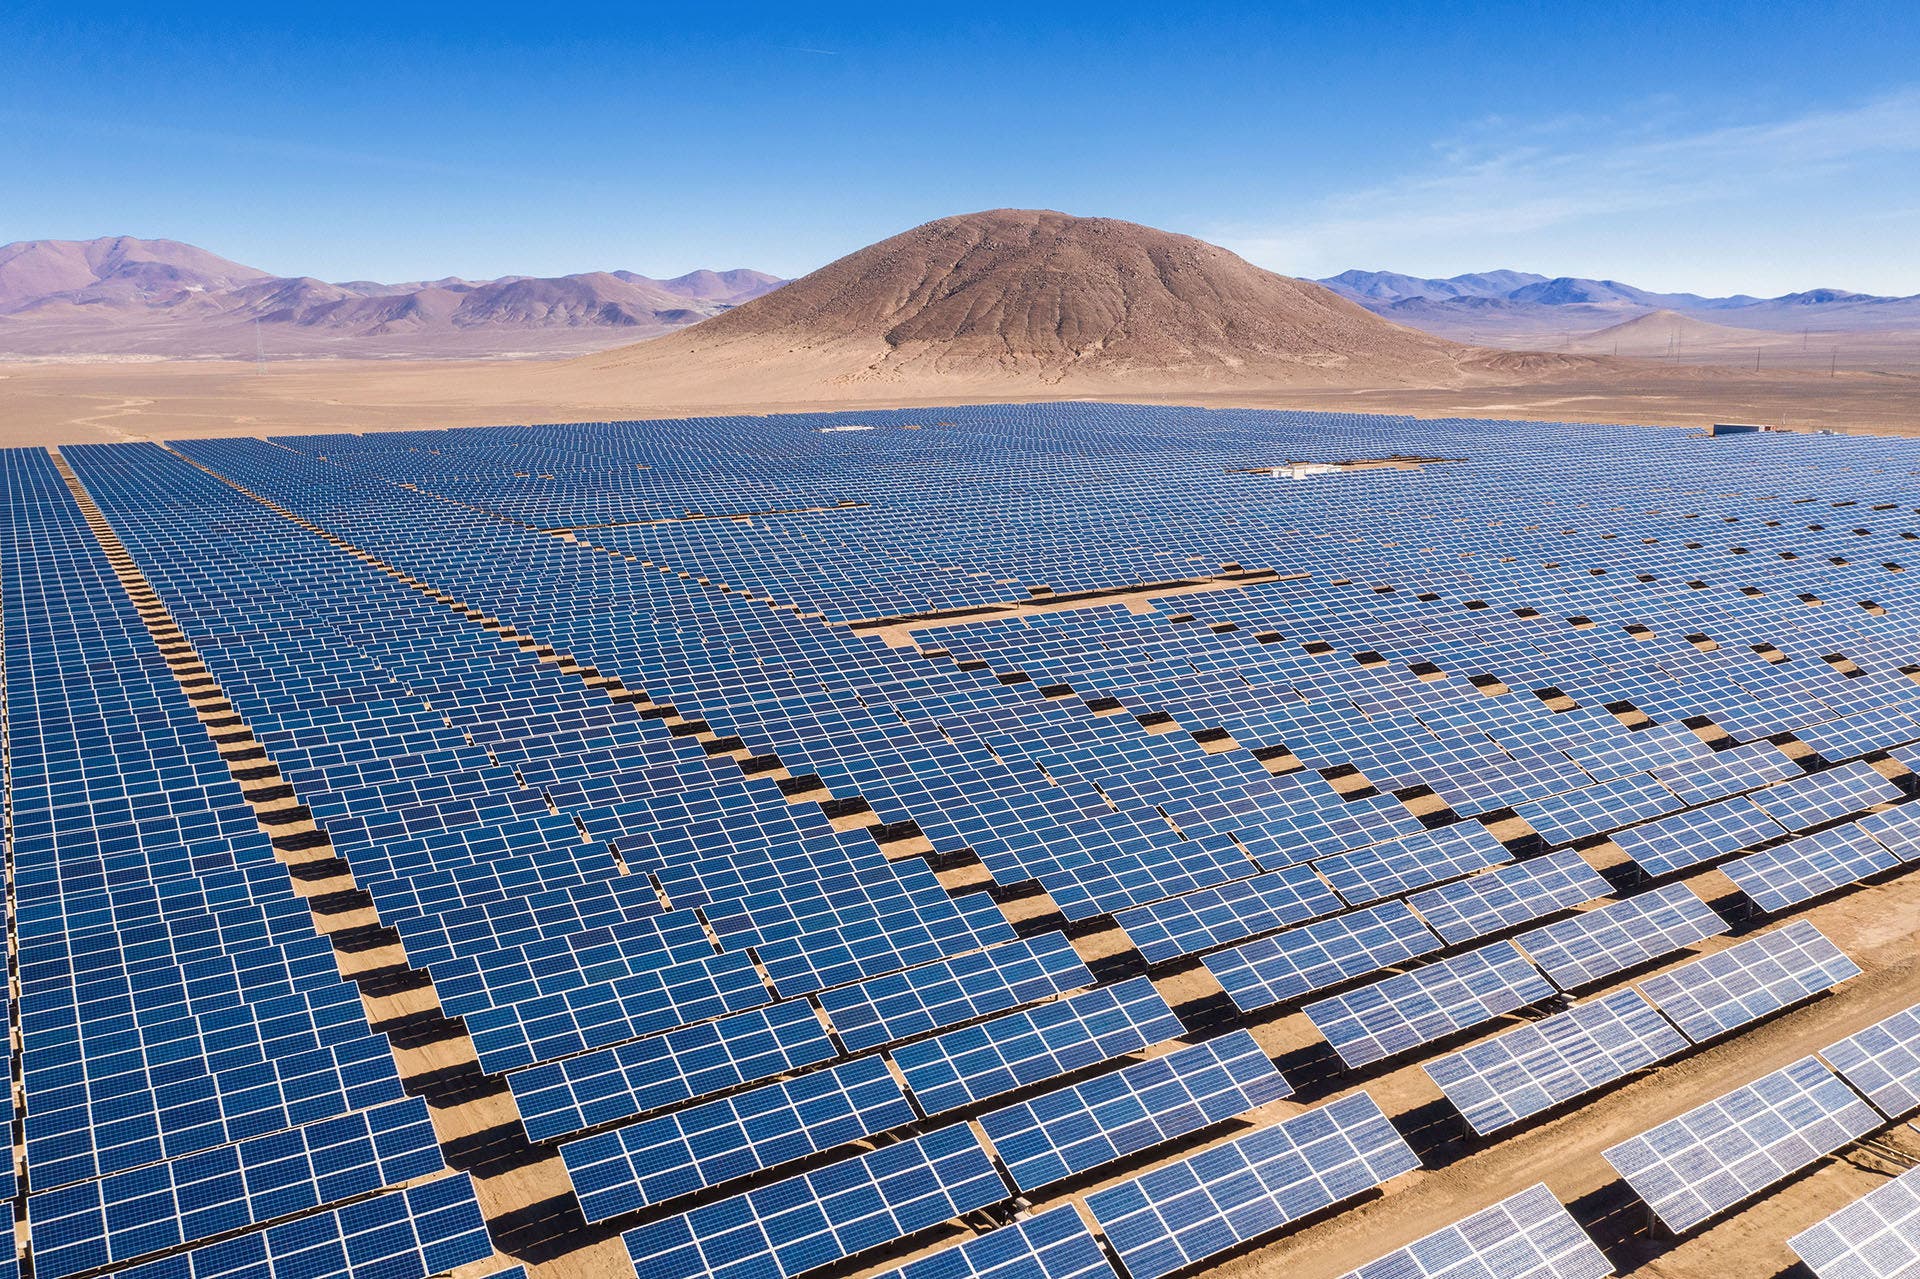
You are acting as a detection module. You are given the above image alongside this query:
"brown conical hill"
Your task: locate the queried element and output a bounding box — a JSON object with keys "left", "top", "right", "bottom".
{"left": 570, "top": 209, "right": 1477, "bottom": 394}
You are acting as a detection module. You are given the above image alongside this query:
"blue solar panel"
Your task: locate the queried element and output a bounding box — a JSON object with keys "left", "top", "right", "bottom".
{"left": 1513, "top": 883, "right": 1726, "bottom": 990}
{"left": 1512, "top": 772, "right": 1684, "bottom": 846}
{"left": 623, "top": 1124, "right": 1009, "bottom": 1279}
{"left": 1304, "top": 941, "right": 1557, "bottom": 1068}
{"left": 1722, "top": 824, "right": 1897, "bottom": 913}
{"left": 1603, "top": 1056, "right": 1879, "bottom": 1233}
{"left": 891, "top": 976, "right": 1182, "bottom": 1114}
{"left": 1317, "top": 821, "right": 1515, "bottom": 907}
{"left": 1820, "top": 1003, "right": 1920, "bottom": 1119}
{"left": 1114, "top": 864, "right": 1343, "bottom": 963}
{"left": 1204, "top": 900, "right": 1444, "bottom": 1012}
{"left": 28, "top": 1098, "right": 443, "bottom": 1279}
{"left": 104, "top": 1175, "right": 494, "bottom": 1279}
{"left": 562, "top": 1056, "right": 915, "bottom": 1218}
{"left": 1636, "top": 920, "right": 1861, "bottom": 1042}
{"left": 869, "top": 1205, "right": 1116, "bottom": 1279}
{"left": 465, "top": 946, "right": 773, "bottom": 1072}
{"left": 1744, "top": 760, "right": 1902, "bottom": 832}
{"left": 979, "top": 1029, "right": 1292, "bottom": 1191}
{"left": 1085, "top": 1090, "right": 1419, "bottom": 1279}
{"left": 1610, "top": 795, "right": 1787, "bottom": 877}
{"left": 818, "top": 931, "right": 1092, "bottom": 1052}
{"left": 1407, "top": 849, "right": 1610, "bottom": 945}
{"left": 1789, "top": 1165, "right": 1920, "bottom": 1279}
{"left": 1425, "top": 988, "right": 1688, "bottom": 1135}
{"left": 1339, "top": 1183, "right": 1613, "bottom": 1279}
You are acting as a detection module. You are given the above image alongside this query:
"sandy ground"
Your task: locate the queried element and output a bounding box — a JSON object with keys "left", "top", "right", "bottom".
{"left": 3, "top": 356, "right": 1919, "bottom": 446}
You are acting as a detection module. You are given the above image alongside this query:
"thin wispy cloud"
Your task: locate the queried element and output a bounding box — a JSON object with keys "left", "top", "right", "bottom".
{"left": 1214, "top": 88, "right": 1920, "bottom": 280}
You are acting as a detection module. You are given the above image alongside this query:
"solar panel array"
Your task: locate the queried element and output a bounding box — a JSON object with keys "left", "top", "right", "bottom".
{"left": 15, "top": 402, "right": 1920, "bottom": 1276}
{"left": 1303, "top": 941, "right": 1556, "bottom": 1068}
{"left": 1339, "top": 1183, "right": 1613, "bottom": 1279}
{"left": 1424, "top": 989, "right": 1690, "bottom": 1135}
{"left": 1513, "top": 883, "right": 1728, "bottom": 989}
{"left": 1602, "top": 1056, "right": 1881, "bottom": 1233}
{"left": 1636, "top": 920, "right": 1861, "bottom": 1042}
{"left": 1819, "top": 1002, "right": 1920, "bottom": 1118}
{"left": 1086, "top": 1091, "right": 1420, "bottom": 1279}
{"left": 1789, "top": 1165, "right": 1920, "bottom": 1279}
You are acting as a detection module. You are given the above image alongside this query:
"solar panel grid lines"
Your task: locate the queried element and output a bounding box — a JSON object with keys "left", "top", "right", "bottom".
{"left": 1601, "top": 1055, "right": 1882, "bottom": 1234}
{"left": 755, "top": 887, "right": 1018, "bottom": 998}
{"left": 866, "top": 1204, "right": 1117, "bottom": 1279}
{"left": 621, "top": 1122, "right": 1010, "bottom": 1279}
{"left": 1744, "top": 760, "right": 1905, "bottom": 832}
{"left": 1636, "top": 920, "right": 1862, "bottom": 1044}
{"left": 1722, "top": 824, "right": 1900, "bottom": 914}
{"left": 1317, "top": 821, "right": 1517, "bottom": 908}
{"left": 1083, "top": 1089, "right": 1420, "bottom": 1279}
{"left": 890, "top": 976, "right": 1183, "bottom": 1116}
{"left": 561, "top": 1054, "right": 917, "bottom": 1220}
{"left": 1112, "top": 863, "right": 1344, "bottom": 963}
{"left": 1337, "top": 1182, "right": 1614, "bottom": 1279}
{"left": 1406, "top": 849, "right": 1611, "bottom": 945}
{"left": 1648, "top": 740, "right": 1803, "bottom": 806}
{"left": 1512, "top": 882, "right": 1729, "bottom": 991}
{"left": 1609, "top": 797, "right": 1789, "bottom": 877}
{"left": 463, "top": 943, "right": 775, "bottom": 1073}
{"left": 978, "top": 1028, "right": 1292, "bottom": 1192}
{"left": 1511, "top": 772, "right": 1685, "bottom": 847}
{"left": 100, "top": 1173, "right": 496, "bottom": 1279}
{"left": 1855, "top": 801, "right": 1920, "bottom": 863}
{"left": 1304, "top": 940, "right": 1559, "bottom": 1070}
{"left": 1788, "top": 1164, "right": 1920, "bottom": 1279}
{"left": 1204, "top": 900, "right": 1445, "bottom": 1012}
{"left": 26, "top": 1095, "right": 445, "bottom": 1279}
{"left": 1819, "top": 1004, "right": 1920, "bottom": 1119}
{"left": 818, "top": 930, "right": 1094, "bottom": 1053}
{"left": 1791, "top": 703, "right": 1920, "bottom": 762}
{"left": 1424, "top": 988, "right": 1690, "bottom": 1136}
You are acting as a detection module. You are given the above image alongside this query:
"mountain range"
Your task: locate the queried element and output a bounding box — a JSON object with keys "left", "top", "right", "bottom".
{"left": 1317, "top": 268, "right": 1920, "bottom": 341}
{"left": 0, "top": 236, "right": 784, "bottom": 359}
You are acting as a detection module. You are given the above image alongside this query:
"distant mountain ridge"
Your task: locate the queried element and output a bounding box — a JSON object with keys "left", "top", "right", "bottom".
{"left": 0, "top": 236, "right": 785, "bottom": 359}
{"left": 1318, "top": 268, "right": 1918, "bottom": 338}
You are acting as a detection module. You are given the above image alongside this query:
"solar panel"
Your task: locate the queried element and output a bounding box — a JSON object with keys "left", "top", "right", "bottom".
{"left": 979, "top": 1029, "right": 1291, "bottom": 1192}
{"left": 1636, "top": 920, "right": 1861, "bottom": 1043}
{"left": 1601, "top": 1056, "right": 1880, "bottom": 1233}
{"left": 464, "top": 946, "right": 773, "bottom": 1072}
{"left": 1304, "top": 941, "right": 1557, "bottom": 1069}
{"left": 1820, "top": 1003, "right": 1920, "bottom": 1118}
{"left": 562, "top": 1055, "right": 915, "bottom": 1219}
{"left": 28, "top": 1097, "right": 444, "bottom": 1279}
{"left": 870, "top": 1205, "right": 1117, "bottom": 1279}
{"left": 622, "top": 1123, "right": 1009, "bottom": 1279}
{"left": 1855, "top": 802, "right": 1920, "bottom": 862}
{"left": 891, "top": 976, "right": 1182, "bottom": 1115}
{"left": 1204, "top": 900, "right": 1443, "bottom": 1012}
{"left": 1424, "top": 989, "right": 1688, "bottom": 1135}
{"left": 508, "top": 997, "right": 835, "bottom": 1143}
{"left": 1722, "top": 824, "right": 1897, "bottom": 914}
{"left": 819, "top": 931, "right": 1093, "bottom": 1052}
{"left": 1744, "top": 761, "right": 1903, "bottom": 832}
{"left": 1649, "top": 741, "right": 1800, "bottom": 806}
{"left": 1513, "top": 883, "right": 1726, "bottom": 990}
{"left": 1788, "top": 1165, "right": 1920, "bottom": 1279}
{"left": 1084, "top": 1090, "right": 1419, "bottom": 1279}
{"left": 1512, "top": 773, "right": 1684, "bottom": 847}
{"left": 1407, "top": 850, "right": 1610, "bottom": 945}
{"left": 1610, "top": 797, "right": 1786, "bottom": 877}
{"left": 1792, "top": 703, "right": 1920, "bottom": 761}
{"left": 1317, "top": 822, "right": 1515, "bottom": 907}
{"left": 104, "top": 1174, "right": 494, "bottom": 1279}
{"left": 1338, "top": 1183, "right": 1613, "bottom": 1279}
{"left": 1114, "top": 864, "right": 1343, "bottom": 963}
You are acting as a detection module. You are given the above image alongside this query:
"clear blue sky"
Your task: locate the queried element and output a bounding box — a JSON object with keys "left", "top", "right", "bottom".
{"left": 5, "top": 1, "right": 1917, "bottom": 295}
